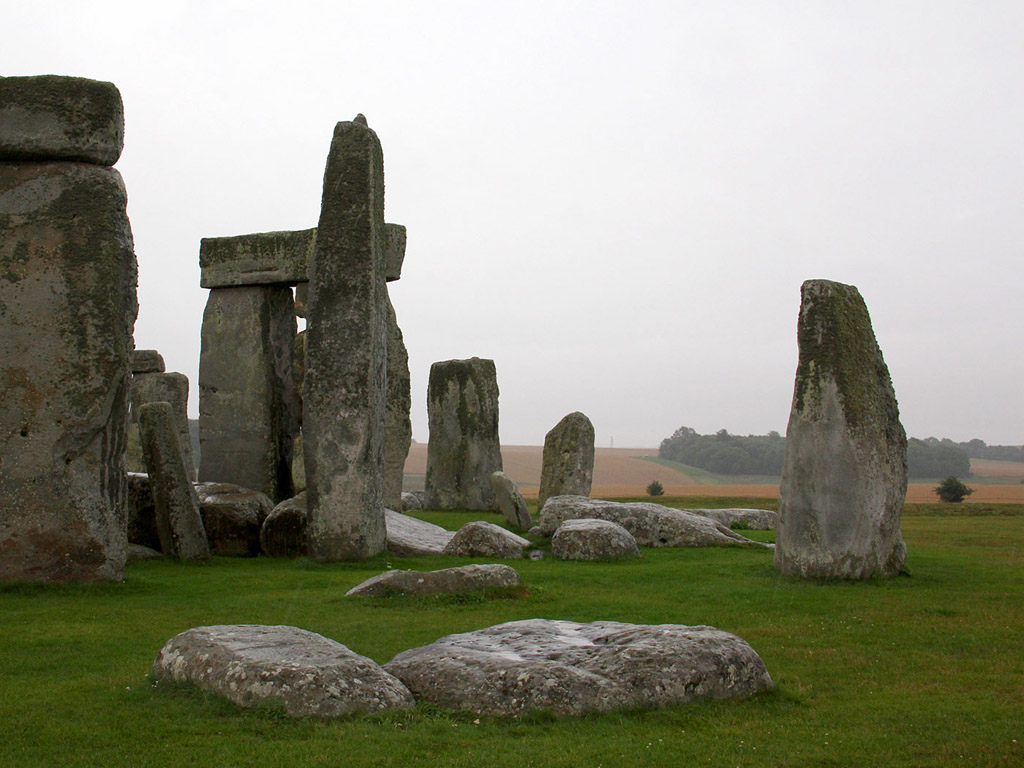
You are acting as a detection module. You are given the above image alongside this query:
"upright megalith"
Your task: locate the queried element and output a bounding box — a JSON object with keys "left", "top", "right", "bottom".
{"left": 0, "top": 75, "right": 137, "bottom": 583}
{"left": 131, "top": 371, "right": 195, "bottom": 479}
{"left": 383, "top": 297, "right": 411, "bottom": 510}
{"left": 303, "top": 115, "right": 388, "bottom": 560}
{"left": 538, "top": 411, "right": 595, "bottom": 509}
{"left": 423, "top": 358, "right": 502, "bottom": 511}
{"left": 775, "top": 279, "right": 908, "bottom": 580}
{"left": 199, "top": 285, "right": 296, "bottom": 502}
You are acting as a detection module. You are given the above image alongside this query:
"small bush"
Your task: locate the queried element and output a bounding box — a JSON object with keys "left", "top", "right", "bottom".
{"left": 935, "top": 476, "right": 974, "bottom": 503}
{"left": 646, "top": 480, "right": 664, "bottom": 497}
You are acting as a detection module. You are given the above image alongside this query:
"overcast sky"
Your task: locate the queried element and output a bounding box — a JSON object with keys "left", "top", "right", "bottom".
{"left": 7, "top": 1, "right": 1023, "bottom": 446}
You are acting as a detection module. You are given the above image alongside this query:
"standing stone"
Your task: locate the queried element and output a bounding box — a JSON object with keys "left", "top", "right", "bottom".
{"left": 131, "top": 372, "right": 195, "bottom": 479}
{"left": 538, "top": 411, "right": 595, "bottom": 510}
{"left": 138, "top": 402, "right": 209, "bottom": 561}
{"left": 423, "top": 358, "right": 502, "bottom": 511}
{"left": 0, "top": 76, "right": 136, "bottom": 582}
{"left": 303, "top": 116, "right": 388, "bottom": 560}
{"left": 776, "top": 280, "right": 908, "bottom": 580}
{"left": 199, "top": 285, "right": 295, "bottom": 503}
{"left": 383, "top": 297, "right": 411, "bottom": 510}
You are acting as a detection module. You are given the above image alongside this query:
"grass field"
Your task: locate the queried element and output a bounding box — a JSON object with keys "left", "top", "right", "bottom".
{"left": 2, "top": 498, "right": 1021, "bottom": 767}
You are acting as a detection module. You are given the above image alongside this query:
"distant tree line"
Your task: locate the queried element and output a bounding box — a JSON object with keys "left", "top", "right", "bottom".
{"left": 657, "top": 426, "right": 1020, "bottom": 478}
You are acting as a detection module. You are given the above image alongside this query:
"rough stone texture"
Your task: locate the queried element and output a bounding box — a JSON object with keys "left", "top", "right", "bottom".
{"left": 442, "top": 521, "right": 530, "bottom": 558}
{"left": 199, "top": 285, "right": 295, "bottom": 503}
{"left": 551, "top": 518, "right": 640, "bottom": 561}
{"left": 0, "top": 75, "right": 124, "bottom": 165}
{"left": 776, "top": 280, "right": 908, "bottom": 580}
{"left": 293, "top": 282, "right": 308, "bottom": 318}
{"left": 400, "top": 491, "right": 423, "bottom": 512}
{"left": 538, "top": 496, "right": 765, "bottom": 548}
{"left": 384, "top": 223, "right": 406, "bottom": 282}
{"left": 199, "top": 228, "right": 316, "bottom": 289}
{"left": 384, "top": 509, "right": 455, "bottom": 556}
{"left": 130, "top": 372, "right": 194, "bottom": 479}
{"left": 291, "top": 432, "right": 306, "bottom": 493}
{"left": 423, "top": 357, "right": 502, "bottom": 511}
{"left": 382, "top": 297, "right": 411, "bottom": 511}
{"left": 0, "top": 160, "right": 137, "bottom": 583}
{"left": 127, "top": 471, "right": 159, "bottom": 550}
{"left": 303, "top": 117, "right": 388, "bottom": 561}
{"left": 152, "top": 624, "right": 414, "bottom": 717}
{"left": 260, "top": 492, "right": 308, "bottom": 558}
{"left": 490, "top": 471, "right": 532, "bottom": 531}
{"left": 538, "top": 412, "right": 595, "bottom": 510}
{"left": 194, "top": 482, "right": 273, "bottom": 557}
{"left": 292, "top": 329, "right": 305, "bottom": 428}
{"left": 127, "top": 543, "right": 163, "bottom": 562}
{"left": 384, "top": 619, "right": 773, "bottom": 717}
{"left": 138, "top": 402, "right": 209, "bottom": 561}
{"left": 691, "top": 508, "right": 778, "bottom": 531}
{"left": 346, "top": 563, "right": 521, "bottom": 597}
{"left": 131, "top": 349, "right": 165, "bottom": 374}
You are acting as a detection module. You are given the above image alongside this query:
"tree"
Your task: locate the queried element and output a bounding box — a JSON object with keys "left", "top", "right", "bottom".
{"left": 935, "top": 476, "right": 974, "bottom": 503}
{"left": 646, "top": 480, "right": 664, "bottom": 497}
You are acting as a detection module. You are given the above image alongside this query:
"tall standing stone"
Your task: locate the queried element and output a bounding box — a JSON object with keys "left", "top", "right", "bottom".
{"left": 199, "top": 285, "right": 295, "bottom": 502}
{"left": 0, "top": 76, "right": 137, "bottom": 583}
{"left": 775, "top": 280, "right": 908, "bottom": 580}
{"left": 303, "top": 116, "right": 388, "bottom": 560}
{"left": 423, "top": 357, "right": 502, "bottom": 511}
{"left": 383, "top": 297, "right": 411, "bottom": 510}
{"left": 538, "top": 411, "right": 595, "bottom": 510}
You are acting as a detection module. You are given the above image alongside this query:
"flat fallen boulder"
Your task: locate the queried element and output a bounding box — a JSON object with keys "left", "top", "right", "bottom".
{"left": 551, "top": 518, "right": 639, "bottom": 561}
{"left": 346, "top": 564, "right": 521, "bottom": 597}
{"left": 384, "top": 619, "right": 772, "bottom": 717}
{"left": 442, "top": 521, "right": 531, "bottom": 558}
{"left": 384, "top": 509, "right": 455, "bottom": 556}
{"left": 689, "top": 508, "right": 778, "bottom": 531}
{"left": 152, "top": 625, "right": 414, "bottom": 717}
{"left": 538, "top": 496, "right": 766, "bottom": 548}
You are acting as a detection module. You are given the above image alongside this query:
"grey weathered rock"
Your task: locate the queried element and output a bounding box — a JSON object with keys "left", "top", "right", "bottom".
{"left": 384, "top": 509, "right": 455, "bottom": 556}
{"left": 0, "top": 75, "right": 124, "bottom": 165}
{"left": 538, "top": 412, "right": 595, "bottom": 510}
{"left": 346, "top": 564, "right": 521, "bottom": 597}
{"left": 194, "top": 482, "right": 274, "bottom": 557}
{"left": 423, "top": 357, "right": 502, "bottom": 511}
{"left": 538, "top": 496, "right": 765, "bottom": 548}
{"left": 199, "top": 285, "right": 295, "bottom": 503}
{"left": 384, "top": 619, "right": 773, "bottom": 717}
{"left": 292, "top": 329, "right": 305, "bottom": 428}
{"left": 551, "top": 518, "right": 640, "bottom": 561}
{"left": 131, "top": 372, "right": 195, "bottom": 480}
{"left": 293, "top": 282, "right": 308, "bottom": 318}
{"left": 152, "top": 624, "right": 414, "bottom": 717}
{"left": 0, "top": 159, "right": 136, "bottom": 582}
{"left": 260, "top": 492, "right": 308, "bottom": 558}
{"left": 127, "top": 543, "right": 163, "bottom": 562}
{"left": 127, "top": 471, "right": 160, "bottom": 550}
{"left": 382, "top": 297, "right": 411, "bottom": 511}
{"left": 443, "top": 521, "right": 530, "bottom": 558}
{"left": 490, "top": 471, "right": 532, "bottom": 531}
{"left": 304, "top": 117, "right": 388, "bottom": 560}
{"left": 138, "top": 402, "right": 210, "bottom": 561}
{"left": 131, "top": 349, "right": 165, "bottom": 374}
{"left": 690, "top": 508, "right": 778, "bottom": 530}
{"left": 400, "top": 491, "right": 423, "bottom": 512}
{"left": 776, "top": 279, "right": 908, "bottom": 580}
{"left": 384, "top": 223, "right": 406, "bottom": 282}
{"left": 199, "top": 228, "right": 316, "bottom": 289}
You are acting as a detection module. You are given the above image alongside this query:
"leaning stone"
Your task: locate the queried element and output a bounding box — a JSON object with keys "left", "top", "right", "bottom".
{"left": 690, "top": 508, "right": 778, "bottom": 530}
{"left": 131, "top": 371, "right": 195, "bottom": 480}
{"left": 194, "top": 482, "right": 273, "bottom": 557}
{"left": 0, "top": 75, "right": 124, "bottom": 165}
{"left": 776, "top": 280, "right": 908, "bottom": 580}
{"left": 423, "top": 357, "right": 502, "bottom": 511}
{"left": 551, "top": 518, "right": 640, "bottom": 561}
{"left": 346, "top": 563, "right": 521, "bottom": 597}
{"left": 152, "top": 624, "right": 414, "bottom": 717}
{"left": 198, "top": 228, "right": 316, "bottom": 289}
{"left": 442, "top": 521, "right": 530, "bottom": 558}
{"left": 538, "top": 496, "right": 765, "bottom": 548}
{"left": 303, "top": 117, "right": 388, "bottom": 560}
{"left": 131, "top": 349, "right": 165, "bottom": 374}
{"left": 127, "top": 472, "right": 160, "bottom": 551}
{"left": 138, "top": 402, "right": 209, "bottom": 561}
{"left": 384, "top": 509, "right": 454, "bottom": 556}
{"left": 0, "top": 160, "right": 136, "bottom": 583}
{"left": 490, "top": 471, "right": 532, "bottom": 531}
{"left": 127, "top": 543, "right": 163, "bottom": 562}
{"left": 260, "top": 492, "right": 308, "bottom": 558}
{"left": 382, "top": 297, "right": 411, "bottom": 510}
{"left": 400, "top": 491, "right": 423, "bottom": 512}
{"left": 384, "top": 223, "right": 406, "bottom": 282}
{"left": 384, "top": 619, "right": 773, "bottom": 717}
{"left": 538, "top": 411, "right": 595, "bottom": 510}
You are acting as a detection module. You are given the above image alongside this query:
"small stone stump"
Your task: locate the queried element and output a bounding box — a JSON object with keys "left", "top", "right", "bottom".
{"left": 538, "top": 411, "right": 595, "bottom": 509}
{"left": 490, "top": 471, "right": 532, "bottom": 531}
{"left": 551, "top": 518, "right": 640, "bottom": 561}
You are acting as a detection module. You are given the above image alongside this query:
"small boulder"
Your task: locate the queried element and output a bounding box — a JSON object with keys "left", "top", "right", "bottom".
{"left": 400, "top": 491, "right": 423, "bottom": 512}
{"left": 443, "top": 521, "right": 531, "bottom": 558}
{"left": 551, "top": 518, "right": 640, "bottom": 561}
{"left": 152, "top": 624, "right": 414, "bottom": 717}
{"left": 260, "top": 493, "right": 308, "bottom": 558}
{"left": 346, "top": 564, "right": 521, "bottom": 597}
{"left": 384, "top": 509, "right": 454, "bottom": 556}
{"left": 195, "top": 482, "right": 274, "bottom": 557}
{"left": 490, "top": 471, "right": 532, "bottom": 531}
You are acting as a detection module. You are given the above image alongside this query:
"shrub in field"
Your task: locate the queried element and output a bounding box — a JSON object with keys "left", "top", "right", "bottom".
{"left": 646, "top": 480, "right": 664, "bottom": 497}
{"left": 936, "top": 476, "right": 974, "bottom": 503}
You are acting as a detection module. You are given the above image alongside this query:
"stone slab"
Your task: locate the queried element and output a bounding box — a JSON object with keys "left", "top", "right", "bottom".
{"left": 199, "top": 228, "right": 316, "bottom": 288}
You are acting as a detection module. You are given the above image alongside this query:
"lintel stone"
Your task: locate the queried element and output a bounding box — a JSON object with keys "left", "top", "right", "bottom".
{"left": 199, "top": 228, "right": 316, "bottom": 289}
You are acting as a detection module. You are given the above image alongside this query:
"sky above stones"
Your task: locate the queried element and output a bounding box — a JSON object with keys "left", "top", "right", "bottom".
{"left": 8, "top": 1, "right": 1023, "bottom": 447}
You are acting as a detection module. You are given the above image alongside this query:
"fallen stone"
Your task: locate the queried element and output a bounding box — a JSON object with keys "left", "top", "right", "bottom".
{"left": 442, "top": 521, "right": 530, "bottom": 558}
{"left": 400, "top": 491, "right": 423, "bottom": 512}
{"left": 384, "top": 509, "right": 454, "bottom": 556}
{"left": 551, "top": 518, "right": 640, "bottom": 561}
{"left": 131, "top": 349, "right": 165, "bottom": 374}
{"left": 199, "top": 228, "right": 316, "bottom": 289}
{"left": 538, "top": 496, "right": 765, "bottom": 548}
{"left": 127, "top": 543, "right": 163, "bottom": 562}
{"left": 384, "top": 619, "right": 773, "bottom": 717}
{"left": 538, "top": 412, "right": 595, "bottom": 510}
{"left": 152, "top": 624, "right": 414, "bottom": 717}
{"left": 490, "top": 472, "right": 532, "bottom": 531}
{"left": 127, "top": 472, "right": 160, "bottom": 551}
{"left": 690, "top": 508, "right": 778, "bottom": 530}
{"left": 195, "top": 482, "right": 274, "bottom": 557}
{"left": 260, "top": 492, "right": 308, "bottom": 558}
{"left": 346, "top": 564, "right": 521, "bottom": 597}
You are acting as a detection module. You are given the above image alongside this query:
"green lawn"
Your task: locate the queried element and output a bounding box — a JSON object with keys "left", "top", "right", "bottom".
{"left": 1, "top": 502, "right": 1021, "bottom": 767}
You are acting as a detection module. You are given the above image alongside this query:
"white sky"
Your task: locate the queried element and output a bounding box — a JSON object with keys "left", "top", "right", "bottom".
{"left": 7, "top": 1, "right": 1023, "bottom": 447}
